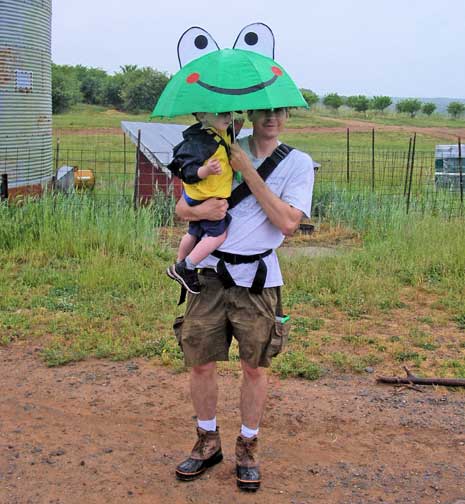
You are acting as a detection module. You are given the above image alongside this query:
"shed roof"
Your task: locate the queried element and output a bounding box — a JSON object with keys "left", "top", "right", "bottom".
{"left": 121, "top": 122, "right": 252, "bottom": 176}
{"left": 120, "top": 121, "right": 320, "bottom": 173}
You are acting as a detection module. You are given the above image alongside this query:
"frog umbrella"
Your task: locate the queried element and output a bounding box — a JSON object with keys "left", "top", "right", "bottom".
{"left": 151, "top": 23, "right": 308, "bottom": 118}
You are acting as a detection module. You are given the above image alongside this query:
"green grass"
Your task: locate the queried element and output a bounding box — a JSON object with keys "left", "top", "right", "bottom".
{"left": 2, "top": 194, "right": 464, "bottom": 379}
{"left": 1, "top": 105, "right": 464, "bottom": 379}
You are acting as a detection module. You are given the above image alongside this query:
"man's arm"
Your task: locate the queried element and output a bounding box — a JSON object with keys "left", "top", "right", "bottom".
{"left": 175, "top": 196, "right": 229, "bottom": 222}
{"left": 230, "top": 144, "right": 303, "bottom": 236}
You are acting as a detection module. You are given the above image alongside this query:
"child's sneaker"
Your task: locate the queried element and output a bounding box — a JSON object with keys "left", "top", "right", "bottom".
{"left": 166, "top": 260, "right": 201, "bottom": 294}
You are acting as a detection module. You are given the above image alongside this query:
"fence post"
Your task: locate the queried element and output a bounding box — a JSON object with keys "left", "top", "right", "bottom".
{"left": 123, "top": 133, "right": 127, "bottom": 200}
{"left": 133, "top": 129, "right": 141, "bottom": 210}
{"left": 346, "top": 128, "right": 350, "bottom": 184}
{"left": 371, "top": 128, "right": 375, "bottom": 191}
{"left": 403, "top": 137, "right": 412, "bottom": 196}
{"left": 459, "top": 137, "right": 463, "bottom": 211}
{"left": 1, "top": 173, "right": 8, "bottom": 201}
{"left": 406, "top": 133, "right": 416, "bottom": 214}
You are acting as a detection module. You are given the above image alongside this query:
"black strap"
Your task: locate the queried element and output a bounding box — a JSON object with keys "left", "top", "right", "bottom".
{"left": 211, "top": 249, "right": 272, "bottom": 264}
{"left": 178, "top": 286, "right": 187, "bottom": 306}
{"left": 212, "top": 249, "right": 273, "bottom": 295}
{"left": 228, "top": 143, "right": 294, "bottom": 210}
{"left": 275, "top": 286, "right": 284, "bottom": 317}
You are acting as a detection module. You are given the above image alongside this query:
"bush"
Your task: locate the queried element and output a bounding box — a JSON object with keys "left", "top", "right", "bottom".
{"left": 396, "top": 98, "right": 422, "bottom": 118}
{"left": 422, "top": 102, "right": 436, "bottom": 116}
{"left": 323, "top": 93, "right": 343, "bottom": 111}
{"left": 447, "top": 101, "right": 465, "bottom": 119}
{"left": 119, "top": 66, "right": 169, "bottom": 112}
{"left": 346, "top": 95, "right": 370, "bottom": 113}
{"left": 301, "top": 89, "right": 319, "bottom": 108}
{"left": 370, "top": 96, "right": 392, "bottom": 112}
{"left": 52, "top": 64, "right": 82, "bottom": 114}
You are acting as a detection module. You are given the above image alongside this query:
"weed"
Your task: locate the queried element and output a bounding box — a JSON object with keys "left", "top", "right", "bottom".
{"left": 272, "top": 351, "right": 322, "bottom": 380}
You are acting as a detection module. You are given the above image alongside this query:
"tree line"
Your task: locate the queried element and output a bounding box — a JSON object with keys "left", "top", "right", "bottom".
{"left": 52, "top": 64, "right": 465, "bottom": 119}
{"left": 52, "top": 64, "right": 169, "bottom": 114}
{"left": 301, "top": 90, "right": 465, "bottom": 118}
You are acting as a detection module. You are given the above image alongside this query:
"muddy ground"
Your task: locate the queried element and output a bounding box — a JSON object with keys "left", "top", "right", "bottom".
{"left": 1, "top": 343, "right": 464, "bottom": 504}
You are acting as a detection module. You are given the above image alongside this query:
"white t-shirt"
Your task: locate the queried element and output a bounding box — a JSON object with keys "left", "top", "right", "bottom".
{"left": 197, "top": 136, "right": 315, "bottom": 288}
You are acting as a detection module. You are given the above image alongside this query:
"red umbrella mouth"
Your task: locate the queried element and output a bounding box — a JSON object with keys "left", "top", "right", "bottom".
{"left": 186, "top": 66, "right": 282, "bottom": 95}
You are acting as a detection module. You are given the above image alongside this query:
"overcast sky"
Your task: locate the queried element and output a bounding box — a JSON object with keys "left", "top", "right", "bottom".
{"left": 52, "top": 0, "right": 465, "bottom": 99}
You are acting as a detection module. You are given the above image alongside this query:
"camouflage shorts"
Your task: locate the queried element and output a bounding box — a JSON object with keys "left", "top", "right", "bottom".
{"left": 173, "top": 270, "right": 289, "bottom": 368}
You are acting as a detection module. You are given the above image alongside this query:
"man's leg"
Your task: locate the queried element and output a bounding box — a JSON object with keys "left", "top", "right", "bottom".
{"left": 175, "top": 361, "right": 223, "bottom": 481}
{"left": 240, "top": 360, "right": 268, "bottom": 429}
{"left": 236, "top": 360, "right": 267, "bottom": 492}
{"left": 191, "top": 361, "right": 218, "bottom": 420}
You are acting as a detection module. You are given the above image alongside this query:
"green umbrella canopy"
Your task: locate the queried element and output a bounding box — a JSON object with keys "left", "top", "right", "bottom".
{"left": 151, "top": 48, "right": 308, "bottom": 118}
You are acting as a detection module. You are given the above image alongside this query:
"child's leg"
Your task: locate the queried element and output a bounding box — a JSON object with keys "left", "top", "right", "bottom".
{"left": 187, "top": 231, "right": 227, "bottom": 265}
{"left": 177, "top": 233, "right": 198, "bottom": 262}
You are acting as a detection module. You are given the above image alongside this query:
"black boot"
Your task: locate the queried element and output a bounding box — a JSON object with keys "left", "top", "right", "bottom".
{"left": 175, "top": 427, "right": 222, "bottom": 481}
{"left": 235, "top": 435, "right": 261, "bottom": 491}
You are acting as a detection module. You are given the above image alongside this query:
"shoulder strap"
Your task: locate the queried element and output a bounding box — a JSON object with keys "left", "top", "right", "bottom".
{"left": 227, "top": 143, "right": 294, "bottom": 210}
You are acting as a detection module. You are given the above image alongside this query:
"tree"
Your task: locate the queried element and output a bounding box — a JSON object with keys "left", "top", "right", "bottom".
{"left": 396, "top": 98, "right": 422, "bottom": 118}
{"left": 103, "top": 73, "right": 125, "bottom": 109}
{"left": 301, "top": 89, "right": 319, "bottom": 108}
{"left": 447, "top": 101, "right": 465, "bottom": 119}
{"left": 370, "top": 96, "right": 392, "bottom": 112}
{"left": 51, "top": 64, "right": 82, "bottom": 113}
{"left": 346, "top": 95, "right": 370, "bottom": 113}
{"left": 119, "top": 67, "right": 169, "bottom": 112}
{"left": 422, "top": 102, "right": 436, "bottom": 116}
{"left": 74, "top": 66, "right": 108, "bottom": 105}
{"left": 323, "top": 93, "right": 343, "bottom": 111}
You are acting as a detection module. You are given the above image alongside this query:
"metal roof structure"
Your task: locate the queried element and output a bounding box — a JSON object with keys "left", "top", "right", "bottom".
{"left": 121, "top": 122, "right": 252, "bottom": 177}
{"left": 120, "top": 121, "right": 320, "bottom": 174}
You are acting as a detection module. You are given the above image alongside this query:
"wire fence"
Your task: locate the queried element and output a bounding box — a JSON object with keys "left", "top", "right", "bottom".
{"left": 1, "top": 133, "right": 464, "bottom": 221}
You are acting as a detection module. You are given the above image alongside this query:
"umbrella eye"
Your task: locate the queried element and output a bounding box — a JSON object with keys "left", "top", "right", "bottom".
{"left": 177, "top": 26, "right": 220, "bottom": 68}
{"left": 194, "top": 35, "right": 208, "bottom": 50}
{"left": 272, "top": 66, "right": 283, "bottom": 76}
{"left": 233, "top": 22, "right": 275, "bottom": 59}
{"left": 244, "top": 32, "right": 258, "bottom": 46}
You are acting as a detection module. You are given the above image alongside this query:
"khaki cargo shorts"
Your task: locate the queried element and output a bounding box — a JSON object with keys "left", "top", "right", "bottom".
{"left": 173, "top": 270, "right": 289, "bottom": 368}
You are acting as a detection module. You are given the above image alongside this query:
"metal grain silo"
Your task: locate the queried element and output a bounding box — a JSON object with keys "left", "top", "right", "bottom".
{"left": 0, "top": 0, "right": 52, "bottom": 198}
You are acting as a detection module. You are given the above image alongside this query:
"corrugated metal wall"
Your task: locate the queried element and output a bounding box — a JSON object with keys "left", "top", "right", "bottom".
{"left": 0, "top": 0, "right": 52, "bottom": 190}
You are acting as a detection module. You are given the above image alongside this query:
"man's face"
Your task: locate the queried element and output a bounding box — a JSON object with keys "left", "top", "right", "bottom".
{"left": 248, "top": 108, "right": 288, "bottom": 139}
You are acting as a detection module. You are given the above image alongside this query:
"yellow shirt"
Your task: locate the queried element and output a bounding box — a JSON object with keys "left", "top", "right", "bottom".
{"left": 183, "top": 128, "right": 233, "bottom": 201}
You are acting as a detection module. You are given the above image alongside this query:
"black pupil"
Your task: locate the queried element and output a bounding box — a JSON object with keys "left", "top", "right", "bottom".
{"left": 194, "top": 35, "right": 208, "bottom": 49}
{"left": 244, "top": 32, "right": 258, "bottom": 46}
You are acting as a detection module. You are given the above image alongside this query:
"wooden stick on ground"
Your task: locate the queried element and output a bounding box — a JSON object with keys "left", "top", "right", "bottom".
{"left": 377, "top": 366, "right": 465, "bottom": 388}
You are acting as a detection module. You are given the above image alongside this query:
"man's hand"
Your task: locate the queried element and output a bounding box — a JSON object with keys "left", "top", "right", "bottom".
{"left": 230, "top": 144, "right": 254, "bottom": 174}
{"left": 233, "top": 117, "right": 245, "bottom": 135}
{"left": 176, "top": 196, "right": 229, "bottom": 222}
{"left": 198, "top": 158, "right": 222, "bottom": 179}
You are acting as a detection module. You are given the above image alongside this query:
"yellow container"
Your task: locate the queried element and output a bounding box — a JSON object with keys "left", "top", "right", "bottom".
{"left": 74, "top": 169, "right": 95, "bottom": 190}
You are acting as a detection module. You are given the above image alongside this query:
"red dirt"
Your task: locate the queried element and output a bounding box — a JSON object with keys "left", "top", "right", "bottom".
{"left": 284, "top": 117, "right": 465, "bottom": 141}
{"left": 1, "top": 343, "right": 464, "bottom": 504}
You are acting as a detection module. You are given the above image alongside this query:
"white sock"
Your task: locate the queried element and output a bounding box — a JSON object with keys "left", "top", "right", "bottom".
{"left": 185, "top": 256, "right": 196, "bottom": 270}
{"left": 198, "top": 417, "right": 217, "bottom": 432}
{"left": 241, "top": 424, "right": 259, "bottom": 438}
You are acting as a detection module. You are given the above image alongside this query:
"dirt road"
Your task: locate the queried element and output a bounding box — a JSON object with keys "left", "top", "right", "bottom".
{"left": 1, "top": 343, "right": 464, "bottom": 504}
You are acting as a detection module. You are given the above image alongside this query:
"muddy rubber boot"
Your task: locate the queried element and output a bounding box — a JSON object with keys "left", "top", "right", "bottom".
{"left": 175, "top": 427, "right": 223, "bottom": 481}
{"left": 235, "top": 435, "right": 261, "bottom": 492}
